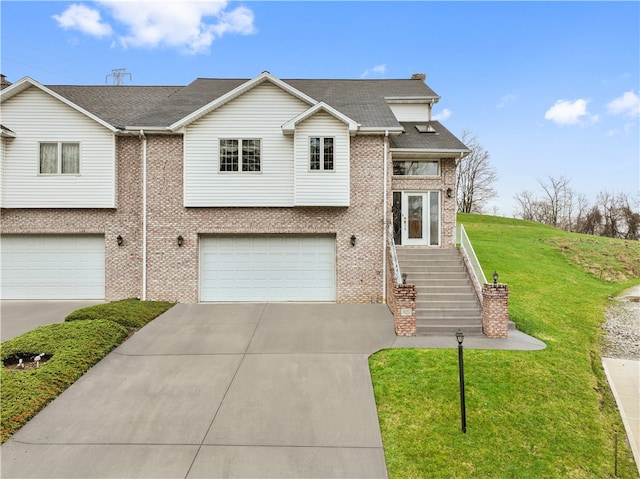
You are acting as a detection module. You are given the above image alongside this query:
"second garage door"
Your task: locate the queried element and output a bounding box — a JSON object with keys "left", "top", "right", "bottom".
{"left": 200, "top": 235, "right": 335, "bottom": 302}
{"left": 0, "top": 234, "right": 105, "bottom": 300}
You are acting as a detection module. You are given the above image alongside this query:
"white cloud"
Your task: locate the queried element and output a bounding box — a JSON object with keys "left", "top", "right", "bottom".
{"left": 544, "top": 98, "right": 598, "bottom": 126}
{"left": 432, "top": 108, "right": 452, "bottom": 121}
{"left": 607, "top": 91, "right": 640, "bottom": 117}
{"left": 497, "top": 93, "right": 517, "bottom": 109}
{"left": 361, "top": 64, "right": 386, "bottom": 78}
{"left": 53, "top": 3, "right": 113, "bottom": 37}
{"left": 53, "top": 1, "right": 256, "bottom": 54}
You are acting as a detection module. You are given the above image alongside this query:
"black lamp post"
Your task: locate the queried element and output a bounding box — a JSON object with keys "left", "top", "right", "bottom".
{"left": 492, "top": 271, "right": 499, "bottom": 286}
{"left": 456, "top": 329, "right": 467, "bottom": 433}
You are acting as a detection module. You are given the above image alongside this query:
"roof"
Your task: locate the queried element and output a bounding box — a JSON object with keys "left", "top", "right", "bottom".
{"left": 2, "top": 75, "right": 466, "bottom": 152}
{"left": 39, "top": 76, "right": 438, "bottom": 130}
{"left": 390, "top": 122, "right": 470, "bottom": 155}
{"left": 47, "top": 85, "right": 182, "bottom": 128}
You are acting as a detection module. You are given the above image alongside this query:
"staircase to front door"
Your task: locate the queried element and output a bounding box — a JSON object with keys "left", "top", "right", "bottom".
{"left": 396, "top": 247, "right": 483, "bottom": 335}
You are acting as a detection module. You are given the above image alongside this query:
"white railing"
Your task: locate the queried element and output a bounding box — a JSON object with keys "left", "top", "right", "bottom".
{"left": 457, "top": 224, "right": 487, "bottom": 286}
{"left": 388, "top": 226, "right": 402, "bottom": 284}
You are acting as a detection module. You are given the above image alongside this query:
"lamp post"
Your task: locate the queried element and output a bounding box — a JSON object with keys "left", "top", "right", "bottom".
{"left": 456, "top": 329, "right": 467, "bottom": 433}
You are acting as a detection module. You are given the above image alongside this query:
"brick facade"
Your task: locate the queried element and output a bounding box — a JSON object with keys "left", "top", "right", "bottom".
{"left": 390, "top": 159, "right": 457, "bottom": 247}
{"left": 482, "top": 283, "right": 510, "bottom": 338}
{"left": 2, "top": 134, "right": 459, "bottom": 305}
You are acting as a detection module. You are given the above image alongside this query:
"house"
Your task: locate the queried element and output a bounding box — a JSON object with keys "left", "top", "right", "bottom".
{"left": 0, "top": 71, "right": 472, "bottom": 321}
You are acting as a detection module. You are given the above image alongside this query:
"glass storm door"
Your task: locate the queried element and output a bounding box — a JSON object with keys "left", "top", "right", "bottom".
{"left": 399, "top": 191, "right": 440, "bottom": 246}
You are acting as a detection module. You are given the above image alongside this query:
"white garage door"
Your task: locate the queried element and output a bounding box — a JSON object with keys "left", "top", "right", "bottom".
{"left": 0, "top": 235, "right": 105, "bottom": 299}
{"left": 200, "top": 235, "right": 335, "bottom": 302}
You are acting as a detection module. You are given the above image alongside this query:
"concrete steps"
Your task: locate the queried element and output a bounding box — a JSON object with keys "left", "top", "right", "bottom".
{"left": 396, "top": 247, "right": 484, "bottom": 336}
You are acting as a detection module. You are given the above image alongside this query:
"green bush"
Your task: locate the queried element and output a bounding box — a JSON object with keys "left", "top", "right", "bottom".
{"left": 2, "top": 298, "right": 175, "bottom": 443}
{"left": 1, "top": 320, "right": 128, "bottom": 442}
{"left": 65, "top": 298, "right": 174, "bottom": 328}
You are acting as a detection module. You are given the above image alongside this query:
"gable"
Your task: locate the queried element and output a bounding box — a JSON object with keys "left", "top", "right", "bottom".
{"left": 1, "top": 86, "right": 116, "bottom": 208}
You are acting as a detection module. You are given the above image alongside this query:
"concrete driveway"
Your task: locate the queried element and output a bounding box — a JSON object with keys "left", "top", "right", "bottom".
{"left": 1, "top": 300, "right": 104, "bottom": 341}
{"left": 1, "top": 303, "right": 396, "bottom": 478}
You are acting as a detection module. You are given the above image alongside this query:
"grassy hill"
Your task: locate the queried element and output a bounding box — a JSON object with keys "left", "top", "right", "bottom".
{"left": 370, "top": 213, "right": 640, "bottom": 478}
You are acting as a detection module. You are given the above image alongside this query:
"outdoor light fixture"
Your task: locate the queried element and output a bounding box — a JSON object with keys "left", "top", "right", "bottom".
{"left": 116, "top": 235, "right": 123, "bottom": 246}
{"left": 456, "top": 329, "right": 467, "bottom": 433}
{"left": 446, "top": 187, "right": 453, "bottom": 198}
{"left": 493, "top": 271, "right": 499, "bottom": 286}
{"left": 177, "top": 235, "right": 184, "bottom": 247}
{"left": 350, "top": 235, "right": 356, "bottom": 247}
{"left": 402, "top": 273, "right": 407, "bottom": 285}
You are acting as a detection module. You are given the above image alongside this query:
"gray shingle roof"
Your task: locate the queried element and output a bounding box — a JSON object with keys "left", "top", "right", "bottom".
{"left": 391, "top": 122, "right": 469, "bottom": 152}
{"left": 47, "top": 85, "right": 182, "bottom": 128}
{"left": 45, "top": 77, "right": 440, "bottom": 130}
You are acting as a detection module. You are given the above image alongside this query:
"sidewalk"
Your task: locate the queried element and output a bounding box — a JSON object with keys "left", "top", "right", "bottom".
{"left": 602, "top": 358, "right": 640, "bottom": 475}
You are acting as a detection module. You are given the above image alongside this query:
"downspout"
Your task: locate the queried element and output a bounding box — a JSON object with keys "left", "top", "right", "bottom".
{"left": 382, "top": 130, "right": 389, "bottom": 303}
{"left": 140, "top": 130, "right": 147, "bottom": 301}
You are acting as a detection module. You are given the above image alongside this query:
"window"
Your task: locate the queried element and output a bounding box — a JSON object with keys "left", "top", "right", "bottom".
{"left": 220, "top": 139, "right": 261, "bottom": 172}
{"left": 39, "top": 142, "right": 80, "bottom": 175}
{"left": 310, "top": 137, "right": 334, "bottom": 171}
{"left": 393, "top": 160, "right": 439, "bottom": 176}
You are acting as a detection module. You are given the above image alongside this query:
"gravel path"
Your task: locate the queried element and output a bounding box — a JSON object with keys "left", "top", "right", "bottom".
{"left": 601, "top": 286, "right": 640, "bottom": 360}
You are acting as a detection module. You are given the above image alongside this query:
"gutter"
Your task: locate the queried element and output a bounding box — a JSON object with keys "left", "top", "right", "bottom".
{"left": 140, "top": 130, "right": 147, "bottom": 300}
{"left": 382, "top": 130, "right": 389, "bottom": 303}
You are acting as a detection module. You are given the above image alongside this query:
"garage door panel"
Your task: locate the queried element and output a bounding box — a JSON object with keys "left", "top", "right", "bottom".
{"left": 200, "top": 235, "right": 335, "bottom": 302}
{"left": 1, "top": 235, "right": 105, "bottom": 300}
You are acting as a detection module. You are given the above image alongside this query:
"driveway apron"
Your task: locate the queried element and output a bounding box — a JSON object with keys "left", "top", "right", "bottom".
{"left": 1, "top": 303, "right": 396, "bottom": 478}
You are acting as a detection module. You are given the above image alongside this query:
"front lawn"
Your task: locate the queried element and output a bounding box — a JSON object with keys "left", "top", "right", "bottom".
{"left": 1, "top": 299, "right": 174, "bottom": 443}
{"left": 370, "top": 214, "right": 640, "bottom": 478}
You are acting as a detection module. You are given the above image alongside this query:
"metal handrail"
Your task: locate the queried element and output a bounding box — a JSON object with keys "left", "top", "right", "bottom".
{"left": 457, "top": 224, "right": 487, "bottom": 285}
{"left": 388, "top": 227, "right": 402, "bottom": 284}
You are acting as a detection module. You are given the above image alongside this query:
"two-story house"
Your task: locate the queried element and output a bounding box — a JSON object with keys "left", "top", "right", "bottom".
{"left": 1, "top": 71, "right": 469, "bottom": 310}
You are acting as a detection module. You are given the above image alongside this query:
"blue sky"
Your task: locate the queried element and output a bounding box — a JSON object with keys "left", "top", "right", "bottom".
{"left": 2, "top": 1, "right": 638, "bottom": 215}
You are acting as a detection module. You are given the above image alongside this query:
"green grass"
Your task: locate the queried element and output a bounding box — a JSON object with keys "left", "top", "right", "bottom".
{"left": 370, "top": 214, "right": 640, "bottom": 478}
{"left": 1, "top": 299, "right": 174, "bottom": 443}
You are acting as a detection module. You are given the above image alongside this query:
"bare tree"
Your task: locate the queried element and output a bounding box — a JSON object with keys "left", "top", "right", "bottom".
{"left": 456, "top": 130, "right": 498, "bottom": 213}
{"left": 536, "top": 175, "right": 575, "bottom": 229}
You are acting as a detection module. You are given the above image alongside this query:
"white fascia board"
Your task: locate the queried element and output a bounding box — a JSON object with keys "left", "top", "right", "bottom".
{"left": 357, "top": 127, "right": 405, "bottom": 135}
{"left": 282, "top": 101, "right": 359, "bottom": 135}
{"left": 170, "top": 71, "right": 319, "bottom": 131}
{"left": 385, "top": 96, "right": 441, "bottom": 104}
{"left": 123, "top": 126, "right": 174, "bottom": 133}
{"left": 391, "top": 148, "right": 471, "bottom": 159}
{"left": 0, "top": 77, "right": 118, "bottom": 133}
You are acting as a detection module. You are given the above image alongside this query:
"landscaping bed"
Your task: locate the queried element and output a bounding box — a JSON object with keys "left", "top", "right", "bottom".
{"left": 1, "top": 299, "right": 174, "bottom": 443}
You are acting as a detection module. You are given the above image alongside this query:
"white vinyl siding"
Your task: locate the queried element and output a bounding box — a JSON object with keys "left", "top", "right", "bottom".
{"left": 200, "top": 235, "right": 335, "bottom": 302}
{"left": 0, "top": 235, "right": 105, "bottom": 299}
{"left": 184, "top": 83, "right": 308, "bottom": 207}
{"left": 0, "top": 87, "right": 115, "bottom": 208}
{"left": 387, "top": 103, "right": 429, "bottom": 122}
{"left": 294, "top": 112, "right": 350, "bottom": 206}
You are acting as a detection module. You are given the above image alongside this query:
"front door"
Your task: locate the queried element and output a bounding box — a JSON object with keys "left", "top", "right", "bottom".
{"left": 394, "top": 191, "right": 441, "bottom": 246}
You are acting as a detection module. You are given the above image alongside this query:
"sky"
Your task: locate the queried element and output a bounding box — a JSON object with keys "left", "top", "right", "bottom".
{"left": 1, "top": 1, "right": 639, "bottom": 216}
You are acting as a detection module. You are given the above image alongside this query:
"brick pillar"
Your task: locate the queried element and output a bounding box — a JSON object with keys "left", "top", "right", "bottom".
{"left": 393, "top": 284, "right": 416, "bottom": 336}
{"left": 482, "top": 283, "right": 509, "bottom": 338}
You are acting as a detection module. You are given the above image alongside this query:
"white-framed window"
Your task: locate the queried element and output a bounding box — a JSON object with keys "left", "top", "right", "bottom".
{"left": 219, "top": 139, "right": 261, "bottom": 172}
{"left": 393, "top": 160, "right": 440, "bottom": 176}
{"left": 310, "top": 137, "right": 334, "bottom": 171}
{"left": 39, "top": 142, "right": 80, "bottom": 175}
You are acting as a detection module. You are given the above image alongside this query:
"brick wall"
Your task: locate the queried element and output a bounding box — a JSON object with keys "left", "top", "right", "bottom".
{"left": 385, "top": 241, "right": 416, "bottom": 336}
{"left": 0, "top": 136, "right": 144, "bottom": 301}
{"left": 390, "top": 158, "right": 457, "bottom": 247}
{"left": 482, "top": 283, "right": 509, "bottom": 338}
{"left": 3, "top": 133, "right": 452, "bottom": 306}
{"left": 142, "top": 134, "right": 387, "bottom": 303}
